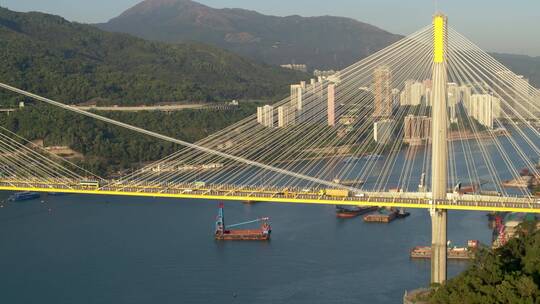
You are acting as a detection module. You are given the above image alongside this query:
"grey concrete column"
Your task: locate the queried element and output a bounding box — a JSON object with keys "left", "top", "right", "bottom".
{"left": 430, "top": 209, "right": 447, "bottom": 284}
{"left": 430, "top": 13, "right": 448, "bottom": 285}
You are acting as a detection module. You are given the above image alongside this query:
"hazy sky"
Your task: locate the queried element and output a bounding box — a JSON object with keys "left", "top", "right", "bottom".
{"left": 3, "top": 0, "right": 539, "bottom": 56}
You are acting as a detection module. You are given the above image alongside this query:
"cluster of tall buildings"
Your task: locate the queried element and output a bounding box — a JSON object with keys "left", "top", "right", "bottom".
{"left": 256, "top": 63, "right": 535, "bottom": 147}
{"left": 400, "top": 80, "right": 431, "bottom": 106}
{"left": 256, "top": 105, "right": 275, "bottom": 128}
{"left": 396, "top": 78, "right": 523, "bottom": 128}
{"left": 257, "top": 103, "right": 296, "bottom": 128}
{"left": 256, "top": 75, "right": 336, "bottom": 128}
{"left": 403, "top": 115, "right": 432, "bottom": 145}
{"left": 370, "top": 66, "right": 533, "bottom": 145}
{"left": 466, "top": 94, "right": 501, "bottom": 129}
{"left": 494, "top": 71, "right": 532, "bottom": 117}
{"left": 398, "top": 80, "right": 471, "bottom": 124}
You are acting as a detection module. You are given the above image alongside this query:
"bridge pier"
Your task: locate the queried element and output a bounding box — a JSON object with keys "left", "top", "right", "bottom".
{"left": 429, "top": 13, "right": 448, "bottom": 285}
{"left": 430, "top": 209, "right": 447, "bottom": 284}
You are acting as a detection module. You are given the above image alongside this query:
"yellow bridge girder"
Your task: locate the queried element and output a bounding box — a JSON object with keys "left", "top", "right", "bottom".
{"left": 1, "top": 184, "right": 540, "bottom": 214}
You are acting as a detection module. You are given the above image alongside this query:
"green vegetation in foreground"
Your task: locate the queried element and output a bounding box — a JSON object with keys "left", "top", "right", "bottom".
{"left": 0, "top": 7, "right": 306, "bottom": 106}
{"left": 424, "top": 221, "right": 540, "bottom": 303}
{"left": 0, "top": 103, "right": 257, "bottom": 176}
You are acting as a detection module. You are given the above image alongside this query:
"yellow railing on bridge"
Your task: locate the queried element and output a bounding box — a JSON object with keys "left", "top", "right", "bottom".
{"left": 0, "top": 178, "right": 539, "bottom": 213}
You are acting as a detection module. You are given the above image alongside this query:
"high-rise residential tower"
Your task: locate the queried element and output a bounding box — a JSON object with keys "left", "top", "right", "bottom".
{"left": 373, "top": 66, "right": 392, "bottom": 118}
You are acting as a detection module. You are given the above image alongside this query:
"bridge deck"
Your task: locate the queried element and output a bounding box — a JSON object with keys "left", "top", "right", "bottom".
{"left": 0, "top": 179, "right": 539, "bottom": 213}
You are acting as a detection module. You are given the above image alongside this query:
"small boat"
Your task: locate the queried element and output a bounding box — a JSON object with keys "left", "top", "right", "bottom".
{"left": 8, "top": 192, "right": 41, "bottom": 202}
{"left": 47, "top": 192, "right": 66, "bottom": 196}
{"left": 336, "top": 205, "right": 377, "bottom": 218}
{"left": 396, "top": 208, "right": 411, "bottom": 219}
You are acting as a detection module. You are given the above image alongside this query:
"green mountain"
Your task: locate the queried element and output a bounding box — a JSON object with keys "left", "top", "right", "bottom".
{"left": 0, "top": 7, "right": 306, "bottom": 106}
{"left": 97, "top": 0, "right": 540, "bottom": 87}
{"left": 96, "top": 0, "right": 401, "bottom": 71}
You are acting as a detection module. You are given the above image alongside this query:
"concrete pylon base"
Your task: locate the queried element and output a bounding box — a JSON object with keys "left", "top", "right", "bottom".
{"left": 430, "top": 209, "right": 447, "bottom": 284}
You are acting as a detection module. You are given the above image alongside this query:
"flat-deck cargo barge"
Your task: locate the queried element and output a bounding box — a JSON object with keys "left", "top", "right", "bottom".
{"left": 364, "top": 212, "right": 396, "bottom": 223}
{"left": 410, "top": 240, "right": 479, "bottom": 260}
{"left": 214, "top": 203, "right": 271, "bottom": 241}
{"left": 363, "top": 208, "right": 410, "bottom": 223}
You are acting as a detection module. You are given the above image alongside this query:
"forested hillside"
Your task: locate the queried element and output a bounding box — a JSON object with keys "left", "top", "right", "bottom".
{"left": 0, "top": 103, "right": 257, "bottom": 175}
{"left": 0, "top": 7, "right": 306, "bottom": 106}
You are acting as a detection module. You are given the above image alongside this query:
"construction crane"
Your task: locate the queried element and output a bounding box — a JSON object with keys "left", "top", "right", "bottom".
{"left": 226, "top": 217, "right": 270, "bottom": 229}
{"left": 214, "top": 203, "right": 271, "bottom": 241}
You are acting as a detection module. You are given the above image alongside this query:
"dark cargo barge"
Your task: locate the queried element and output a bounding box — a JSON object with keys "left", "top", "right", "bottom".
{"left": 335, "top": 205, "right": 378, "bottom": 218}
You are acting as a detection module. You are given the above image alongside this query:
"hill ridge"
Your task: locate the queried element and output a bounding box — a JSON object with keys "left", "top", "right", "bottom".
{"left": 97, "top": 0, "right": 401, "bottom": 70}
{"left": 0, "top": 6, "right": 306, "bottom": 106}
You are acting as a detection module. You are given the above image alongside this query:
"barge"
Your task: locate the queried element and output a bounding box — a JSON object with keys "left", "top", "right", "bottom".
{"left": 363, "top": 208, "right": 410, "bottom": 223}
{"left": 364, "top": 212, "right": 396, "bottom": 223}
{"left": 336, "top": 205, "right": 377, "bottom": 218}
{"left": 215, "top": 203, "right": 271, "bottom": 241}
{"left": 8, "top": 191, "right": 40, "bottom": 202}
{"left": 410, "top": 240, "right": 479, "bottom": 260}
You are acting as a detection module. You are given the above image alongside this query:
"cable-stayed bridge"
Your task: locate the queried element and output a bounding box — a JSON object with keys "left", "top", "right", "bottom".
{"left": 0, "top": 13, "right": 539, "bottom": 283}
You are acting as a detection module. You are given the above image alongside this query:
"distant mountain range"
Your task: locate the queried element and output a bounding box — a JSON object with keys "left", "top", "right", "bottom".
{"left": 0, "top": 7, "right": 306, "bottom": 106}
{"left": 97, "top": 0, "right": 540, "bottom": 87}
{"left": 492, "top": 53, "right": 540, "bottom": 88}
{"left": 96, "top": 0, "right": 402, "bottom": 71}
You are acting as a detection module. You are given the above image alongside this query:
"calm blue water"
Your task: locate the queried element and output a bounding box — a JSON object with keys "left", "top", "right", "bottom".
{"left": 0, "top": 192, "right": 492, "bottom": 304}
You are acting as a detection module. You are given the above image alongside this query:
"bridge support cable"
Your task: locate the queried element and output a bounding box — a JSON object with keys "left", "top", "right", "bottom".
{"left": 0, "top": 82, "right": 360, "bottom": 192}
{"left": 111, "top": 26, "right": 438, "bottom": 192}
{"left": 448, "top": 45, "right": 528, "bottom": 197}
{"left": 0, "top": 127, "right": 101, "bottom": 188}
{"left": 0, "top": 12, "right": 537, "bottom": 212}
{"left": 447, "top": 29, "right": 540, "bottom": 197}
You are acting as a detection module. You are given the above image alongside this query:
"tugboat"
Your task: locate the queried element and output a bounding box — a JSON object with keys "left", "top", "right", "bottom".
{"left": 335, "top": 205, "right": 377, "bottom": 218}
{"left": 215, "top": 203, "right": 271, "bottom": 241}
{"left": 395, "top": 208, "right": 411, "bottom": 219}
{"left": 8, "top": 192, "right": 40, "bottom": 202}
